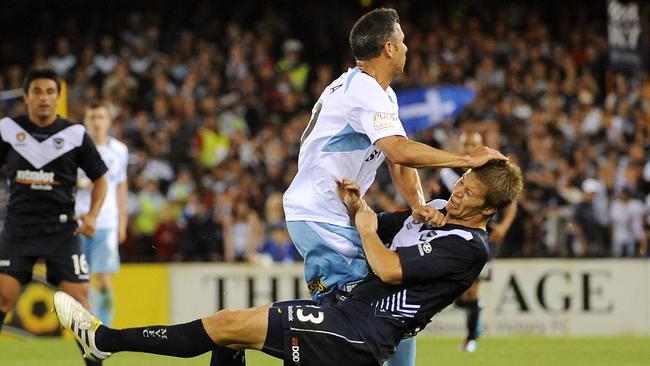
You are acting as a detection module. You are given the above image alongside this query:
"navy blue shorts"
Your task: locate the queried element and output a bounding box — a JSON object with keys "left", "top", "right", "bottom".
{"left": 263, "top": 300, "right": 380, "bottom": 366}
{"left": 0, "top": 228, "right": 88, "bottom": 285}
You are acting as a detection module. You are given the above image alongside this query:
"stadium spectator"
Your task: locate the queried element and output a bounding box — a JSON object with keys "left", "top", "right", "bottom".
{"left": 179, "top": 200, "right": 224, "bottom": 262}
{"left": 166, "top": 167, "right": 195, "bottom": 204}
{"left": 573, "top": 179, "right": 609, "bottom": 257}
{"left": 223, "top": 199, "right": 262, "bottom": 263}
{"left": 47, "top": 37, "right": 77, "bottom": 79}
{"left": 610, "top": 186, "right": 647, "bottom": 257}
{"left": 94, "top": 36, "right": 118, "bottom": 76}
{"left": 131, "top": 178, "right": 166, "bottom": 261}
{"left": 152, "top": 205, "right": 183, "bottom": 261}
{"left": 257, "top": 223, "right": 298, "bottom": 264}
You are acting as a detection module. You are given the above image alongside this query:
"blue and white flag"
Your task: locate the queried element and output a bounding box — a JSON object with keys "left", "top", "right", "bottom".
{"left": 397, "top": 87, "right": 475, "bottom": 133}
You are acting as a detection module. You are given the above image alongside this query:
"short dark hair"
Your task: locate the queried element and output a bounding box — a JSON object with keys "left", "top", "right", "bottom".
{"left": 472, "top": 160, "right": 524, "bottom": 210}
{"left": 23, "top": 68, "right": 61, "bottom": 94}
{"left": 87, "top": 100, "right": 106, "bottom": 110}
{"left": 349, "top": 8, "right": 400, "bottom": 61}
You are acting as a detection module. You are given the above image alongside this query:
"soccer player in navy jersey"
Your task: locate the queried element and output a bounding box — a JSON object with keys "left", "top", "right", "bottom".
{"left": 54, "top": 160, "right": 522, "bottom": 366}
{"left": 0, "top": 69, "right": 108, "bottom": 366}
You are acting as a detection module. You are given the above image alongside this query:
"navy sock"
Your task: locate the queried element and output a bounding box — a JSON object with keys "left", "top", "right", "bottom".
{"left": 466, "top": 300, "right": 480, "bottom": 340}
{"left": 96, "top": 319, "right": 216, "bottom": 357}
{"left": 210, "top": 347, "right": 246, "bottom": 366}
{"left": 0, "top": 311, "right": 5, "bottom": 333}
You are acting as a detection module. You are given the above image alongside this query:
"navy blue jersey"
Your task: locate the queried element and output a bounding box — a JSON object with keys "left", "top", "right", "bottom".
{"left": 343, "top": 209, "right": 488, "bottom": 360}
{"left": 0, "top": 116, "right": 107, "bottom": 236}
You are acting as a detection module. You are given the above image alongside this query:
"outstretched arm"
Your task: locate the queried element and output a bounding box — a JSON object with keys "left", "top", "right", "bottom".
{"left": 376, "top": 135, "right": 506, "bottom": 169}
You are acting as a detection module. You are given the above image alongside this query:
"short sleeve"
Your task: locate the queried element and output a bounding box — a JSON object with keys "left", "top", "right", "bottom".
{"left": 78, "top": 133, "right": 108, "bottom": 181}
{"left": 116, "top": 142, "right": 129, "bottom": 183}
{"left": 345, "top": 76, "right": 406, "bottom": 144}
{"left": 398, "top": 238, "right": 479, "bottom": 283}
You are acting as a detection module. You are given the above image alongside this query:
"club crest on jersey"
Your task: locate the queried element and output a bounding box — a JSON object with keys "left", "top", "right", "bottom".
{"left": 417, "top": 243, "right": 432, "bottom": 256}
{"left": 16, "top": 132, "right": 26, "bottom": 143}
{"left": 53, "top": 137, "right": 65, "bottom": 149}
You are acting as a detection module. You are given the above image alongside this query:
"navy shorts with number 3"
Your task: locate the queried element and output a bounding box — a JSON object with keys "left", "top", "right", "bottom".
{"left": 267, "top": 300, "right": 380, "bottom": 366}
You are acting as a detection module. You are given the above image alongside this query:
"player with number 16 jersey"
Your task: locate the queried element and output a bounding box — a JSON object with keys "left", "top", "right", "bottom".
{"left": 0, "top": 70, "right": 107, "bottom": 338}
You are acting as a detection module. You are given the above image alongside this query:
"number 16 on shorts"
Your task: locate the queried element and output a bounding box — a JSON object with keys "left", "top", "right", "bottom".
{"left": 71, "top": 254, "right": 89, "bottom": 276}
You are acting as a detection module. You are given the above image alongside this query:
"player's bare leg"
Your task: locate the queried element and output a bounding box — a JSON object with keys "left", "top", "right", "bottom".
{"left": 92, "top": 272, "right": 115, "bottom": 325}
{"left": 457, "top": 282, "right": 481, "bottom": 352}
{"left": 202, "top": 305, "right": 271, "bottom": 350}
{"left": 59, "top": 280, "right": 91, "bottom": 308}
{"left": 0, "top": 273, "right": 22, "bottom": 333}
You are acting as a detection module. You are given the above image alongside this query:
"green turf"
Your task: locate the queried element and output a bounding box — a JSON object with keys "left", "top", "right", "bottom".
{"left": 0, "top": 337, "right": 648, "bottom": 365}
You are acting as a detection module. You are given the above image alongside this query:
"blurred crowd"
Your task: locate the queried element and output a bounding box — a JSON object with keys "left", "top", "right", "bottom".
{"left": 0, "top": 1, "right": 649, "bottom": 262}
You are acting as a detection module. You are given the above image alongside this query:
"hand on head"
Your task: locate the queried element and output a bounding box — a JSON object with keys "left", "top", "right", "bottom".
{"left": 467, "top": 146, "right": 508, "bottom": 168}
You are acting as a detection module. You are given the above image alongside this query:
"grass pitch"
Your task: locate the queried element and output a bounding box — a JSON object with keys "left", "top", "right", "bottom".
{"left": 0, "top": 336, "right": 648, "bottom": 365}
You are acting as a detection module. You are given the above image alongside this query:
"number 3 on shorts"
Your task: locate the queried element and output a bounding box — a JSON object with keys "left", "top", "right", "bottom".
{"left": 71, "top": 254, "right": 89, "bottom": 275}
{"left": 296, "top": 308, "right": 324, "bottom": 324}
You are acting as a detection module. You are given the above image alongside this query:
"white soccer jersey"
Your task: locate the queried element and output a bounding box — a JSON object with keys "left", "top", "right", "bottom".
{"left": 284, "top": 67, "right": 407, "bottom": 226}
{"left": 75, "top": 137, "right": 128, "bottom": 229}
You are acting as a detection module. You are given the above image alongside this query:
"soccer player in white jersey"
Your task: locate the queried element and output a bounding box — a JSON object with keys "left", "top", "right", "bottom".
{"left": 75, "top": 101, "right": 128, "bottom": 327}
{"left": 283, "top": 8, "right": 506, "bottom": 366}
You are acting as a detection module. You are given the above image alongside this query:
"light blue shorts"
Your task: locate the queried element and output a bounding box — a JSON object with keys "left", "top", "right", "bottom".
{"left": 287, "top": 221, "right": 369, "bottom": 300}
{"left": 80, "top": 228, "right": 120, "bottom": 273}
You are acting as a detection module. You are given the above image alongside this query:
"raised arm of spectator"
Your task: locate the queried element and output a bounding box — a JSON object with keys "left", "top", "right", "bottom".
{"left": 490, "top": 200, "right": 518, "bottom": 243}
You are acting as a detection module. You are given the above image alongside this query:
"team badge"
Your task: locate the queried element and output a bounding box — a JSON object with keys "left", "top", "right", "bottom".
{"left": 16, "top": 132, "right": 25, "bottom": 142}
{"left": 373, "top": 111, "right": 400, "bottom": 130}
{"left": 418, "top": 243, "right": 432, "bottom": 256}
{"left": 53, "top": 137, "right": 64, "bottom": 149}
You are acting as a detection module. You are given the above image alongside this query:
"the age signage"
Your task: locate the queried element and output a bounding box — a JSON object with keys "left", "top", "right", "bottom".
{"left": 422, "top": 259, "right": 649, "bottom": 337}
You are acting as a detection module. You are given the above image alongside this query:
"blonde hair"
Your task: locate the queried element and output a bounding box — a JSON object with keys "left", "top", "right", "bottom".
{"left": 472, "top": 160, "right": 523, "bottom": 210}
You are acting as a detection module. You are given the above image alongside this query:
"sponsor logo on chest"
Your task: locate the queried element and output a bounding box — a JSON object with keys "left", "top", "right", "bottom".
{"left": 15, "top": 169, "right": 59, "bottom": 191}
